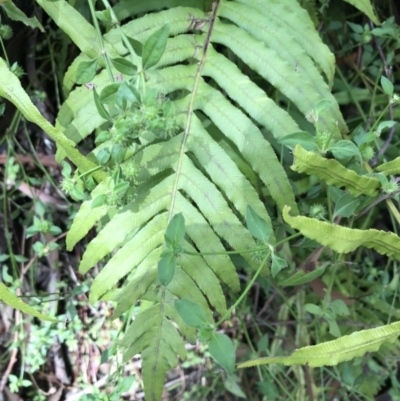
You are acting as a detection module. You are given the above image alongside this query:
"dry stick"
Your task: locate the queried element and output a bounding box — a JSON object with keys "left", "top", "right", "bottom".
{"left": 369, "top": 21, "right": 396, "bottom": 165}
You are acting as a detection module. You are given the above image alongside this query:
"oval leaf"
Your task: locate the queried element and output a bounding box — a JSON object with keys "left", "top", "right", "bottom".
{"left": 278, "top": 131, "right": 317, "bottom": 151}
{"left": 142, "top": 23, "right": 170, "bottom": 70}
{"left": 76, "top": 59, "right": 98, "bottom": 84}
{"left": 158, "top": 249, "right": 176, "bottom": 286}
{"left": 381, "top": 76, "right": 393, "bottom": 97}
{"left": 110, "top": 57, "right": 137, "bottom": 76}
{"left": 329, "top": 140, "right": 361, "bottom": 160}
{"left": 175, "top": 299, "right": 208, "bottom": 327}
{"left": 246, "top": 206, "right": 272, "bottom": 243}
{"left": 333, "top": 193, "right": 361, "bottom": 218}
{"left": 209, "top": 333, "right": 235, "bottom": 374}
{"left": 165, "top": 213, "right": 185, "bottom": 246}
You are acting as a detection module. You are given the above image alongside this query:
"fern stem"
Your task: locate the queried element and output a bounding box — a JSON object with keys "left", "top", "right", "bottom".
{"left": 88, "top": 0, "right": 115, "bottom": 83}
{"left": 167, "top": 0, "right": 220, "bottom": 222}
{"left": 216, "top": 251, "right": 270, "bottom": 326}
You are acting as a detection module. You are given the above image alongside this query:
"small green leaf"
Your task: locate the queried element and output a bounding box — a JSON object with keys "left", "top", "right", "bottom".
{"left": 0, "top": 103, "right": 5, "bottom": 116}
{"left": 93, "top": 89, "right": 112, "bottom": 122}
{"left": 100, "top": 83, "right": 120, "bottom": 104}
{"left": 329, "top": 140, "right": 361, "bottom": 160}
{"left": 174, "top": 299, "right": 208, "bottom": 327}
{"left": 280, "top": 264, "right": 327, "bottom": 286}
{"left": 315, "top": 99, "right": 331, "bottom": 115}
{"left": 114, "top": 181, "right": 129, "bottom": 195}
{"left": 158, "top": 248, "right": 176, "bottom": 286}
{"left": 76, "top": 59, "right": 98, "bottom": 84}
{"left": 330, "top": 299, "right": 350, "bottom": 316}
{"left": 381, "top": 76, "right": 394, "bottom": 97}
{"left": 208, "top": 333, "right": 235, "bottom": 374}
{"left": 165, "top": 213, "right": 185, "bottom": 246}
{"left": 246, "top": 206, "right": 272, "bottom": 243}
{"left": 117, "top": 82, "right": 139, "bottom": 103}
{"left": 111, "top": 144, "right": 125, "bottom": 163}
{"left": 61, "top": 161, "right": 72, "bottom": 178}
{"left": 333, "top": 193, "right": 361, "bottom": 218}
{"left": 305, "top": 303, "right": 322, "bottom": 316}
{"left": 91, "top": 194, "right": 107, "bottom": 209}
{"left": 96, "top": 148, "right": 111, "bottom": 165}
{"left": 271, "top": 253, "right": 288, "bottom": 278}
{"left": 142, "top": 23, "right": 170, "bottom": 70}
{"left": 278, "top": 131, "right": 317, "bottom": 151}
{"left": 123, "top": 36, "right": 143, "bottom": 56}
{"left": 110, "top": 57, "right": 137, "bottom": 76}
{"left": 377, "top": 120, "right": 396, "bottom": 135}
{"left": 327, "top": 317, "right": 341, "bottom": 337}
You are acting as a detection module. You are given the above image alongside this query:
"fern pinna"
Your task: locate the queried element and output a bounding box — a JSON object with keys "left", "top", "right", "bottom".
{"left": 1, "top": 0, "right": 395, "bottom": 399}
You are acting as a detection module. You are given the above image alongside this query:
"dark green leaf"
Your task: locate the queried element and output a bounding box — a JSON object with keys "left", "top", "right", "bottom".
{"left": 271, "top": 254, "right": 288, "bottom": 278}
{"left": 111, "top": 57, "right": 137, "bottom": 76}
{"left": 76, "top": 59, "right": 98, "bottom": 84}
{"left": 111, "top": 144, "right": 125, "bottom": 163}
{"left": 96, "top": 148, "right": 111, "bottom": 165}
{"left": 158, "top": 249, "right": 176, "bottom": 286}
{"left": 93, "top": 89, "right": 112, "bottom": 122}
{"left": 246, "top": 206, "right": 272, "bottom": 243}
{"left": 381, "top": 76, "right": 394, "bottom": 97}
{"left": 208, "top": 333, "right": 235, "bottom": 374}
{"left": 333, "top": 193, "right": 361, "bottom": 218}
{"left": 117, "top": 82, "right": 139, "bottom": 103}
{"left": 123, "top": 36, "right": 143, "bottom": 56}
{"left": 280, "top": 264, "right": 327, "bottom": 286}
{"left": 100, "top": 83, "right": 120, "bottom": 104}
{"left": 114, "top": 181, "right": 129, "bottom": 195}
{"left": 165, "top": 213, "right": 185, "bottom": 246}
{"left": 278, "top": 131, "right": 317, "bottom": 151}
{"left": 175, "top": 299, "right": 208, "bottom": 327}
{"left": 95, "top": 130, "right": 111, "bottom": 145}
{"left": 142, "top": 23, "right": 170, "bottom": 70}
{"left": 91, "top": 194, "right": 107, "bottom": 209}
{"left": 0, "top": 103, "right": 5, "bottom": 116}
{"left": 329, "top": 140, "right": 361, "bottom": 160}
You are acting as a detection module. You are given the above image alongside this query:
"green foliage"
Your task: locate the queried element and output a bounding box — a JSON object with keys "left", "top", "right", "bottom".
{"left": 237, "top": 320, "right": 400, "bottom": 368}
{"left": 0, "top": 283, "right": 57, "bottom": 322}
{"left": 0, "top": 0, "right": 396, "bottom": 399}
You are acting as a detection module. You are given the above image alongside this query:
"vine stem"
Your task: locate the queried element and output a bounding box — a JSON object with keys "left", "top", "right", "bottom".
{"left": 216, "top": 251, "right": 271, "bottom": 326}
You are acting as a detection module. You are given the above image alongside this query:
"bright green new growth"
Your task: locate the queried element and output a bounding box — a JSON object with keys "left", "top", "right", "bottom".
{"left": 0, "top": 283, "right": 57, "bottom": 322}
{"left": 292, "top": 145, "right": 380, "bottom": 197}
{"left": 237, "top": 319, "right": 400, "bottom": 368}
{"left": 283, "top": 206, "right": 400, "bottom": 259}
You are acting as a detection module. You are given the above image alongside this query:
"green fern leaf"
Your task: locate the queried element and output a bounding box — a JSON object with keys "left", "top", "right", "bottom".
{"left": 0, "top": 58, "right": 106, "bottom": 182}
{"left": 343, "top": 0, "right": 380, "bottom": 25}
{"left": 0, "top": 283, "right": 57, "bottom": 322}
{"left": 292, "top": 145, "right": 381, "bottom": 196}
{"left": 283, "top": 205, "right": 400, "bottom": 259}
{"left": 237, "top": 320, "right": 400, "bottom": 368}
{"left": 376, "top": 157, "right": 400, "bottom": 175}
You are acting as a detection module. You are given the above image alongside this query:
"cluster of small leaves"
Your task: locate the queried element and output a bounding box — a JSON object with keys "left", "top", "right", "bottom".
{"left": 0, "top": 23, "right": 12, "bottom": 40}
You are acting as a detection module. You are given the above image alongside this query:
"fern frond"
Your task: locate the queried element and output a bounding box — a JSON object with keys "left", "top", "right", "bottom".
{"left": 283, "top": 206, "right": 400, "bottom": 259}
{"left": 237, "top": 320, "right": 400, "bottom": 368}
{"left": 292, "top": 145, "right": 381, "bottom": 196}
